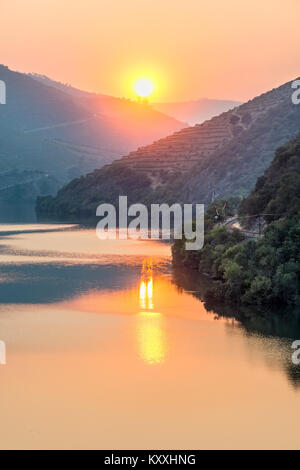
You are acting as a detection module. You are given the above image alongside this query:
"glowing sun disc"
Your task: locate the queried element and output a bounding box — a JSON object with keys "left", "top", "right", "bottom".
{"left": 134, "top": 79, "right": 154, "bottom": 98}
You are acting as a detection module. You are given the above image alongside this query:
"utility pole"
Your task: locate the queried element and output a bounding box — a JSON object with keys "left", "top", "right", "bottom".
{"left": 211, "top": 189, "right": 216, "bottom": 203}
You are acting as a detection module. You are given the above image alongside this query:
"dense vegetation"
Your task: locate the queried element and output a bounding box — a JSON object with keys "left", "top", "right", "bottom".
{"left": 36, "top": 164, "right": 154, "bottom": 219}
{"left": 172, "top": 133, "right": 300, "bottom": 307}
{"left": 239, "top": 135, "right": 300, "bottom": 222}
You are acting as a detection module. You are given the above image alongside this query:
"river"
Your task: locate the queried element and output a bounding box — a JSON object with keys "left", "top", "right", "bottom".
{"left": 0, "top": 224, "right": 299, "bottom": 449}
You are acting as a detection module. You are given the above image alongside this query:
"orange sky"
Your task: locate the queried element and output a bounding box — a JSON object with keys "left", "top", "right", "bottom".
{"left": 1, "top": 0, "right": 300, "bottom": 102}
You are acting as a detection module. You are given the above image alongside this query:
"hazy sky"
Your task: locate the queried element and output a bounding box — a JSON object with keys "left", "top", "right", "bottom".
{"left": 1, "top": 0, "right": 300, "bottom": 102}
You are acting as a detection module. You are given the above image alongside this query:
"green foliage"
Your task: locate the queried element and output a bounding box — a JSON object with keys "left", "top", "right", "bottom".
{"left": 36, "top": 163, "right": 154, "bottom": 219}
{"left": 242, "top": 275, "right": 272, "bottom": 305}
{"left": 239, "top": 134, "right": 300, "bottom": 223}
{"left": 172, "top": 133, "right": 300, "bottom": 307}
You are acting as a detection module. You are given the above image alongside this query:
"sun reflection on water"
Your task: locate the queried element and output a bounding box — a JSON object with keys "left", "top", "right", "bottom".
{"left": 137, "top": 260, "right": 167, "bottom": 365}
{"left": 139, "top": 278, "right": 154, "bottom": 310}
{"left": 138, "top": 314, "right": 166, "bottom": 365}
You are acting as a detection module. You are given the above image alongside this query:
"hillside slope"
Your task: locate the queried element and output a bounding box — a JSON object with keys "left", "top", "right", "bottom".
{"left": 0, "top": 65, "right": 184, "bottom": 202}
{"left": 178, "top": 91, "right": 300, "bottom": 205}
{"left": 36, "top": 77, "right": 300, "bottom": 217}
{"left": 29, "top": 73, "right": 186, "bottom": 152}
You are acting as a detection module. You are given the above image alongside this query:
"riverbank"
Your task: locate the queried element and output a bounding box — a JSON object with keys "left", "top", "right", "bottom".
{"left": 172, "top": 215, "right": 300, "bottom": 308}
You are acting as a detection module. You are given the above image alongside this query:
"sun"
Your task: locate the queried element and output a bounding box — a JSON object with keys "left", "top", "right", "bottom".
{"left": 134, "top": 79, "right": 154, "bottom": 98}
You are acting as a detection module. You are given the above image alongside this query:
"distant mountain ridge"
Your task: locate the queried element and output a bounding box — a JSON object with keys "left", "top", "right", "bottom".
{"left": 153, "top": 98, "right": 242, "bottom": 125}
{"left": 28, "top": 72, "right": 187, "bottom": 150}
{"left": 0, "top": 65, "right": 185, "bottom": 202}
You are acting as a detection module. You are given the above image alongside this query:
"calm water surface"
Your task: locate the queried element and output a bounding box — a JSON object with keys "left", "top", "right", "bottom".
{"left": 0, "top": 224, "right": 299, "bottom": 449}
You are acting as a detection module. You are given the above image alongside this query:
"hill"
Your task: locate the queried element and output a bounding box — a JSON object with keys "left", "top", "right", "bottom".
{"left": 36, "top": 76, "right": 300, "bottom": 217}
{"left": 0, "top": 65, "right": 184, "bottom": 202}
{"left": 29, "top": 73, "right": 187, "bottom": 150}
{"left": 153, "top": 98, "right": 242, "bottom": 125}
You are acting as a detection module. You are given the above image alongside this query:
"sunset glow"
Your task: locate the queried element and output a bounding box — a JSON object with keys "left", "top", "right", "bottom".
{"left": 2, "top": 1, "right": 299, "bottom": 101}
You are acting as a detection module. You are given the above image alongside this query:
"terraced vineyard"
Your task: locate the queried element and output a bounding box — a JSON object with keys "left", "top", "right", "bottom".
{"left": 118, "top": 80, "right": 292, "bottom": 186}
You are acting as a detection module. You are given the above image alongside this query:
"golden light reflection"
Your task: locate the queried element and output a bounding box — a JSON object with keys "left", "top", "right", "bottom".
{"left": 139, "top": 280, "right": 146, "bottom": 301}
{"left": 138, "top": 315, "right": 166, "bottom": 365}
{"left": 147, "top": 277, "right": 153, "bottom": 300}
{"left": 139, "top": 260, "right": 154, "bottom": 310}
{"left": 137, "top": 260, "right": 166, "bottom": 364}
